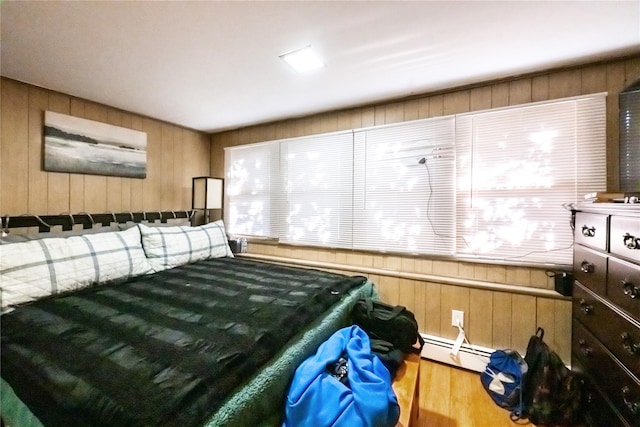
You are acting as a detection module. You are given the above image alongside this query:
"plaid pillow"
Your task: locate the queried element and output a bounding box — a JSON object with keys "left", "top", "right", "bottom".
{"left": 139, "top": 220, "right": 233, "bottom": 272}
{"left": 0, "top": 226, "right": 152, "bottom": 311}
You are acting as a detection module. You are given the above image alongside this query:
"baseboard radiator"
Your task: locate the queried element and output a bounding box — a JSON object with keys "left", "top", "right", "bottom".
{"left": 420, "top": 333, "right": 494, "bottom": 373}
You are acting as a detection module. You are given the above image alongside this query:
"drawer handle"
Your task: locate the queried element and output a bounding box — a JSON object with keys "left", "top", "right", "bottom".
{"left": 582, "top": 225, "right": 596, "bottom": 237}
{"left": 580, "top": 261, "right": 594, "bottom": 274}
{"left": 586, "top": 391, "right": 594, "bottom": 405}
{"left": 621, "top": 280, "right": 640, "bottom": 299}
{"left": 579, "top": 299, "right": 593, "bottom": 314}
{"left": 578, "top": 339, "right": 593, "bottom": 357}
{"left": 621, "top": 332, "right": 640, "bottom": 356}
{"left": 622, "top": 386, "right": 640, "bottom": 415}
{"left": 623, "top": 233, "right": 640, "bottom": 250}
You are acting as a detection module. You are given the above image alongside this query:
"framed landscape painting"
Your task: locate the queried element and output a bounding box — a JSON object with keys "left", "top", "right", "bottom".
{"left": 44, "top": 111, "right": 147, "bottom": 178}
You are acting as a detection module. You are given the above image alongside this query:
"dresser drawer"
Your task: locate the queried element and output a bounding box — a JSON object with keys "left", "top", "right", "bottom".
{"left": 571, "top": 357, "right": 631, "bottom": 427}
{"left": 575, "top": 212, "right": 609, "bottom": 251}
{"left": 574, "top": 283, "right": 640, "bottom": 378}
{"left": 573, "top": 321, "right": 640, "bottom": 424}
{"left": 574, "top": 245, "right": 607, "bottom": 295}
{"left": 611, "top": 215, "right": 640, "bottom": 263}
{"left": 608, "top": 257, "right": 640, "bottom": 321}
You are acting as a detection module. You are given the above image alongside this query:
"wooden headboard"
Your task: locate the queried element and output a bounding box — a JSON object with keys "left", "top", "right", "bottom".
{"left": 1, "top": 211, "right": 193, "bottom": 233}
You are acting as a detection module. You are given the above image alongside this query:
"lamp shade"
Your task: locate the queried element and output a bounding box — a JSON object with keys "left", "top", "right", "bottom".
{"left": 192, "top": 177, "right": 224, "bottom": 218}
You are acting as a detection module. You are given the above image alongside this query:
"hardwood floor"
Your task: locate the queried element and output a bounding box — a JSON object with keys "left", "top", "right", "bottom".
{"left": 416, "top": 358, "right": 528, "bottom": 427}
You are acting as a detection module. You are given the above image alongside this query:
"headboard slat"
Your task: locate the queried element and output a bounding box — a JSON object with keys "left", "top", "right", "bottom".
{"left": 2, "top": 211, "right": 193, "bottom": 232}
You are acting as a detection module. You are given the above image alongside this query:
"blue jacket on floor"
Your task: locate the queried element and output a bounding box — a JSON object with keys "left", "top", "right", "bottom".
{"left": 283, "top": 325, "right": 400, "bottom": 427}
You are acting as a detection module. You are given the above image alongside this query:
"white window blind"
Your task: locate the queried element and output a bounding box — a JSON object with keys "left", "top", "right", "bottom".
{"left": 279, "top": 132, "right": 354, "bottom": 248}
{"left": 225, "top": 141, "right": 280, "bottom": 238}
{"left": 224, "top": 93, "right": 606, "bottom": 266}
{"left": 353, "top": 117, "right": 456, "bottom": 255}
{"left": 455, "top": 94, "right": 607, "bottom": 264}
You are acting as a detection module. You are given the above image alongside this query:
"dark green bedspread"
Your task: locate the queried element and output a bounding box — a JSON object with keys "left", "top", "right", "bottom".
{"left": 1, "top": 258, "right": 367, "bottom": 427}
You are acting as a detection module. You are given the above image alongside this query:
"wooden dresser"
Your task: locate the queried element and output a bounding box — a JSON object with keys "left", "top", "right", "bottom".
{"left": 572, "top": 203, "right": 640, "bottom": 426}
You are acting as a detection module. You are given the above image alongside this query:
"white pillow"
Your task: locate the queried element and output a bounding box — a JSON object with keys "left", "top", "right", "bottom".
{"left": 138, "top": 220, "right": 233, "bottom": 272}
{"left": 0, "top": 226, "right": 152, "bottom": 311}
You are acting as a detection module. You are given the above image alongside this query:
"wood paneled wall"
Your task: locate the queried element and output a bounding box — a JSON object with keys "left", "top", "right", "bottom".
{"left": 248, "top": 242, "right": 572, "bottom": 363}
{"left": 210, "top": 55, "right": 640, "bottom": 362}
{"left": 0, "top": 78, "right": 211, "bottom": 216}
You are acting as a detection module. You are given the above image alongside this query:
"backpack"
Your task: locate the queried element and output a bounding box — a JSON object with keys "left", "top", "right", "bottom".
{"left": 522, "top": 328, "right": 585, "bottom": 425}
{"left": 480, "top": 349, "right": 528, "bottom": 418}
{"left": 283, "top": 326, "right": 400, "bottom": 427}
{"left": 351, "top": 298, "right": 424, "bottom": 354}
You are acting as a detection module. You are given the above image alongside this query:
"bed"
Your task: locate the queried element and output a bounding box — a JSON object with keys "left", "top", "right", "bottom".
{"left": 0, "top": 211, "right": 374, "bottom": 427}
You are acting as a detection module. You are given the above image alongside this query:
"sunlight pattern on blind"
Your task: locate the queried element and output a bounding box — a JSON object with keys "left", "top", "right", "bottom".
{"left": 225, "top": 141, "right": 280, "bottom": 237}
{"left": 224, "top": 93, "right": 607, "bottom": 266}
{"left": 280, "top": 132, "right": 353, "bottom": 247}
{"left": 455, "top": 95, "right": 606, "bottom": 264}
{"left": 353, "top": 117, "right": 455, "bottom": 255}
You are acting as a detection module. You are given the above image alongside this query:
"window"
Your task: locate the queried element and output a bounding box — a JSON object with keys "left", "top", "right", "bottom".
{"left": 280, "top": 132, "right": 353, "bottom": 248}
{"left": 225, "top": 141, "right": 280, "bottom": 238}
{"left": 455, "top": 95, "right": 606, "bottom": 264}
{"left": 353, "top": 117, "right": 455, "bottom": 255}
{"left": 224, "top": 93, "right": 606, "bottom": 266}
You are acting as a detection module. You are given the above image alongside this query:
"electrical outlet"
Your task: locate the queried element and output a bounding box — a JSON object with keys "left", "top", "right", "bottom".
{"left": 451, "top": 310, "right": 464, "bottom": 328}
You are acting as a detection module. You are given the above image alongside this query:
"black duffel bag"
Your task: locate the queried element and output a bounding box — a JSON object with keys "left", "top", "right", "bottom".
{"left": 351, "top": 298, "right": 424, "bottom": 354}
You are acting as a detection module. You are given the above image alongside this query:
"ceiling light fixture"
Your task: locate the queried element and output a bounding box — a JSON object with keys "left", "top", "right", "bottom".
{"left": 279, "top": 45, "right": 325, "bottom": 73}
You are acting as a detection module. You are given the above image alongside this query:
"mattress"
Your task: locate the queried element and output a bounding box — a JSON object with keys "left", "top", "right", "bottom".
{"left": 1, "top": 257, "right": 373, "bottom": 427}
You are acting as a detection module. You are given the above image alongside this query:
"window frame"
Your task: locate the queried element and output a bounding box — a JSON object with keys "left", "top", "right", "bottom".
{"left": 224, "top": 93, "right": 607, "bottom": 267}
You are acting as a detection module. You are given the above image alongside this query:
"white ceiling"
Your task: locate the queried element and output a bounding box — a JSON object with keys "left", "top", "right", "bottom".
{"left": 2, "top": 1, "right": 639, "bottom": 133}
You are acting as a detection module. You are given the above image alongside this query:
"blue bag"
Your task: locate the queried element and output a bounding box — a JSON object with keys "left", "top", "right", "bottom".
{"left": 283, "top": 325, "right": 400, "bottom": 427}
{"left": 480, "top": 349, "right": 528, "bottom": 418}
